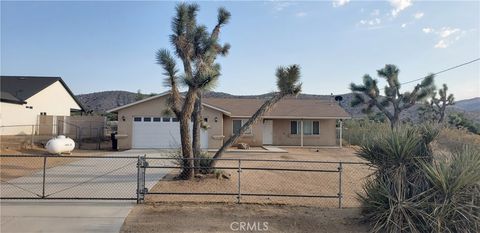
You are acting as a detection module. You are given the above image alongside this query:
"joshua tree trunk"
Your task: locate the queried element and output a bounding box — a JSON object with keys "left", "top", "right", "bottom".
{"left": 210, "top": 93, "right": 285, "bottom": 167}
{"left": 178, "top": 88, "right": 198, "bottom": 179}
{"left": 192, "top": 91, "right": 202, "bottom": 174}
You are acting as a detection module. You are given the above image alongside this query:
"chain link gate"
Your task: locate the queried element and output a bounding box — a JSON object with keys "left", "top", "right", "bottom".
{"left": 1, "top": 154, "right": 140, "bottom": 200}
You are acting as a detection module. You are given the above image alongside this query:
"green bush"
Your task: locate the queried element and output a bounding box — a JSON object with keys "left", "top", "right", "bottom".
{"left": 358, "top": 125, "right": 480, "bottom": 232}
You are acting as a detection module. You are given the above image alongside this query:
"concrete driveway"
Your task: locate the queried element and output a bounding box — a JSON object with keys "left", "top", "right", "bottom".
{"left": 0, "top": 149, "right": 173, "bottom": 233}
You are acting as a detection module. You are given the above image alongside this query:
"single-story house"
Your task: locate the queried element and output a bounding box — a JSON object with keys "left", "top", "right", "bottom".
{"left": 108, "top": 92, "right": 351, "bottom": 150}
{"left": 0, "top": 76, "right": 85, "bottom": 135}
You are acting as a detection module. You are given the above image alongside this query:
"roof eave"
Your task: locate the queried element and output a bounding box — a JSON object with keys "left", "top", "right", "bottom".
{"left": 229, "top": 116, "right": 352, "bottom": 119}
{"left": 107, "top": 91, "right": 232, "bottom": 116}
{"left": 0, "top": 99, "right": 27, "bottom": 105}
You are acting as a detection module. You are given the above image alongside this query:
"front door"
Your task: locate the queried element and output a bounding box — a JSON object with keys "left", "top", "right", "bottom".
{"left": 263, "top": 120, "right": 273, "bottom": 145}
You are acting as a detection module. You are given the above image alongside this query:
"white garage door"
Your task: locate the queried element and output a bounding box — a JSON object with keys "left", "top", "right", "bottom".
{"left": 132, "top": 116, "right": 208, "bottom": 149}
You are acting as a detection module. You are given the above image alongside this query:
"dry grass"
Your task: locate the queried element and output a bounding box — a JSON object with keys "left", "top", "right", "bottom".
{"left": 435, "top": 127, "right": 480, "bottom": 152}
{"left": 146, "top": 147, "right": 372, "bottom": 208}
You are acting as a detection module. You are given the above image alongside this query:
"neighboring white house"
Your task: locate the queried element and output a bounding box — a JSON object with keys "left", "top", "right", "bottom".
{"left": 0, "top": 76, "right": 85, "bottom": 135}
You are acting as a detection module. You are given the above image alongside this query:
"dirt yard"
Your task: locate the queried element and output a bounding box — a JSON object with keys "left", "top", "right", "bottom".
{"left": 121, "top": 202, "right": 369, "bottom": 233}
{"left": 145, "top": 147, "right": 372, "bottom": 208}
{"left": 0, "top": 147, "right": 114, "bottom": 180}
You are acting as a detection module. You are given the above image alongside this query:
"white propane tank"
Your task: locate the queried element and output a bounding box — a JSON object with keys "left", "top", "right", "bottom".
{"left": 45, "top": 135, "right": 75, "bottom": 154}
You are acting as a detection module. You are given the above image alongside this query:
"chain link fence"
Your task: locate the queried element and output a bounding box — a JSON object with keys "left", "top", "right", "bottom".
{"left": 1, "top": 154, "right": 372, "bottom": 208}
{"left": 142, "top": 157, "right": 372, "bottom": 208}
{"left": 0, "top": 124, "right": 115, "bottom": 150}
{"left": 0, "top": 155, "right": 141, "bottom": 200}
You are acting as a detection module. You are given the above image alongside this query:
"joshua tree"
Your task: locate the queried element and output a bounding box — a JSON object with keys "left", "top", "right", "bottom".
{"left": 191, "top": 8, "right": 231, "bottom": 174}
{"left": 210, "top": 65, "right": 302, "bottom": 167}
{"left": 423, "top": 84, "right": 454, "bottom": 123}
{"left": 350, "top": 64, "right": 435, "bottom": 128}
{"left": 156, "top": 3, "right": 230, "bottom": 179}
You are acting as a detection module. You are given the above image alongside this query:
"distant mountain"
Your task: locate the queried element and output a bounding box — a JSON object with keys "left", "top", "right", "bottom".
{"left": 76, "top": 91, "right": 479, "bottom": 123}
{"left": 77, "top": 91, "right": 140, "bottom": 113}
{"left": 455, "top": 97, "right": 480, "bottom": 112}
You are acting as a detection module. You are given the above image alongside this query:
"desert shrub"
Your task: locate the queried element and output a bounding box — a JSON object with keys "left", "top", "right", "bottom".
{"left": 343, "top": 119, "right": 390, "bottom": 146}
{"left": 359, "top": 125, "right": 480, "bottom": 233}
{"left": 168, "top": 149, "right": 214, "bottom": 174}
{"left": 448, "top": 112, "right": 480, "bottom": 135}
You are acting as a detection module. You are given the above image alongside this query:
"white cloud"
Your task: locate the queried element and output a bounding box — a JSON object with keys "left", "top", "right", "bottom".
{"left": 401, "top": 23, "right": 407, "bottom": 28}
{"left": 390, "top": 0, "right": 412, "bottom": 17}
{"left": 422, "top": 27, "right": 434, "bottom": 34}
{"left": 414, "top": 12, "right": 424, "bottom": 19}
{"left": 273, "top": 2, "right": 295, "bottom": 12}
{"left": 423, "top": 27, "right": 466, "bottom": 48}
{"left": 332, "top": 0, "right": 350, "bottom": 8}
{"left": 439, "top": 27, "right": 460, "bottom": 38}
{"left": 434, "top": 40, "right": 447, "bottom": 48}
{"left": 371, "top": 9, "right": 380, "bottom": 16}
{"left": 295, "top": 12, "right": 307, "bottom": 17}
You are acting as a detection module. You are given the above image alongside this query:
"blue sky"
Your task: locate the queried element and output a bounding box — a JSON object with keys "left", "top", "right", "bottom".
{"left": 1, "top": 1, "right": 479, "bottom": 100}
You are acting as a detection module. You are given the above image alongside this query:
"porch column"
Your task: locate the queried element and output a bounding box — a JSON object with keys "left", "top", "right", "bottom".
{"left": 339, "top": 120, "right": 343, "bottom": 148}
{"left": 300, "top": 120, "right": 304, "bottom": 147}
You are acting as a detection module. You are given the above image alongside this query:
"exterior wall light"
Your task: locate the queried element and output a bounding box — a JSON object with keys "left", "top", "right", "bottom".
{"left": 214, "top": 117, "right": 218, "bottom": 123}
{"left": 122, "top": 116, "right": 126, "bottom": 121}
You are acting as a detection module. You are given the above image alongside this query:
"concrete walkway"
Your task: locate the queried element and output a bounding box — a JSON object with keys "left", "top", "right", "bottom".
{"left": 0, "top": 149, "right": 173, "bottom": 233}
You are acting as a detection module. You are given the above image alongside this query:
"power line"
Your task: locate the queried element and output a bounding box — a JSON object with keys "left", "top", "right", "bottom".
{"left": 379, "top": 58, "right": 480, "bottom": 90}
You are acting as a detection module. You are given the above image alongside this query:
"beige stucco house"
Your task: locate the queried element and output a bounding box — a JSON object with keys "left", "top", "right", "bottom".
{"left": 108, "top": 92, "right": 351, "bottom": 150}
{"left": 0, "top": 76, "right": 85, "bottom": 135}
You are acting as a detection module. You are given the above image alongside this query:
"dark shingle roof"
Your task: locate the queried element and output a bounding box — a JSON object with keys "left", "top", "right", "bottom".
{"left": 0, "top": 76, "right": 85, "bottom": 110}
{"left": 1, "top": 91, "right": 26, "bottom": 104}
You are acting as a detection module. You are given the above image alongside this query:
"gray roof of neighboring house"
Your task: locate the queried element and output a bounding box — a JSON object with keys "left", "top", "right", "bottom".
{"left": 0, "top": 91, "right": 26, "bottom": 104}
{"left": 0, "top": 76, "right": 85, "bottom": 111}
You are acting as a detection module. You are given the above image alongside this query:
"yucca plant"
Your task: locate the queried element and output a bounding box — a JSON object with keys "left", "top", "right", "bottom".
{"left": 421, "top": 146, "right": 480, "bottom": 233}
{"left": 359, "top": 124, "right": 479, "bottom": 233}
{"left": 358, "top": 124, "right": 440, "bottom": 232}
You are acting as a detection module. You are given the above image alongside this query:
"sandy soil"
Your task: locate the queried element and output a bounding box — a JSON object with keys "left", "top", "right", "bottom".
{"left": 146, "top": 147, "right": 372, "bottom": 208}
{"left": 121, "top": 202, "right": 369, "bottom": 233}
{"left": 0, "top": 147, "right": 114, "bottom": 180}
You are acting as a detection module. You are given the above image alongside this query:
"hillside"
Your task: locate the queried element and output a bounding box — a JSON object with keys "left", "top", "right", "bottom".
{"left": 76, "top": 91, "right": 480, "bottom": 122}
{"left": 455, "top": 97, "right": 480, "bottom": 112}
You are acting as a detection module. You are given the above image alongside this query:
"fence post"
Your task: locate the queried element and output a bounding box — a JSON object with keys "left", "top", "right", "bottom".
{"left": 237, "top": 159, "right": 242, "bottom": 204}
{"left": 31, "top": 125, "right": 35, "bottom": 148}
{"left": 137, "top": 155, "right": 147, "bottom": 204}
{"left": 338, "top": 162, "right": 343, "bottom": 208}
{"left": 42, "top": 156, "right": 47, "bottom": 198}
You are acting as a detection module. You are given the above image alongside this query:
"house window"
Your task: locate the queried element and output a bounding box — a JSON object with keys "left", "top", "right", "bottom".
{"left": 162, "top": 117, "right": 171, "bottom": 122}
{"left": 134, "top": 117, "right": 142, "bottom": 122}
{"left": 153, "top": 117, "right": 161, "bottom": 122}
{"left": 143, "top": 117, "right": 151, "bottom": 122}
{"left": 290, "top": 120, "right": 320, "bottom": 135}
{"left": 233, "top": 119, "right": 251, "bottom": 135}
{"left": 172, "top": 118, "right": 179, "bottom": 122}
{"left": 290, "top": 121, "right": 298, "bottom": 135}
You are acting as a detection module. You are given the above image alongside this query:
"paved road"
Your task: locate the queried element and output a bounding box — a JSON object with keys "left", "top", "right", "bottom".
{"left": 0, "top": 149, "right": 173, "bottom": 233}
